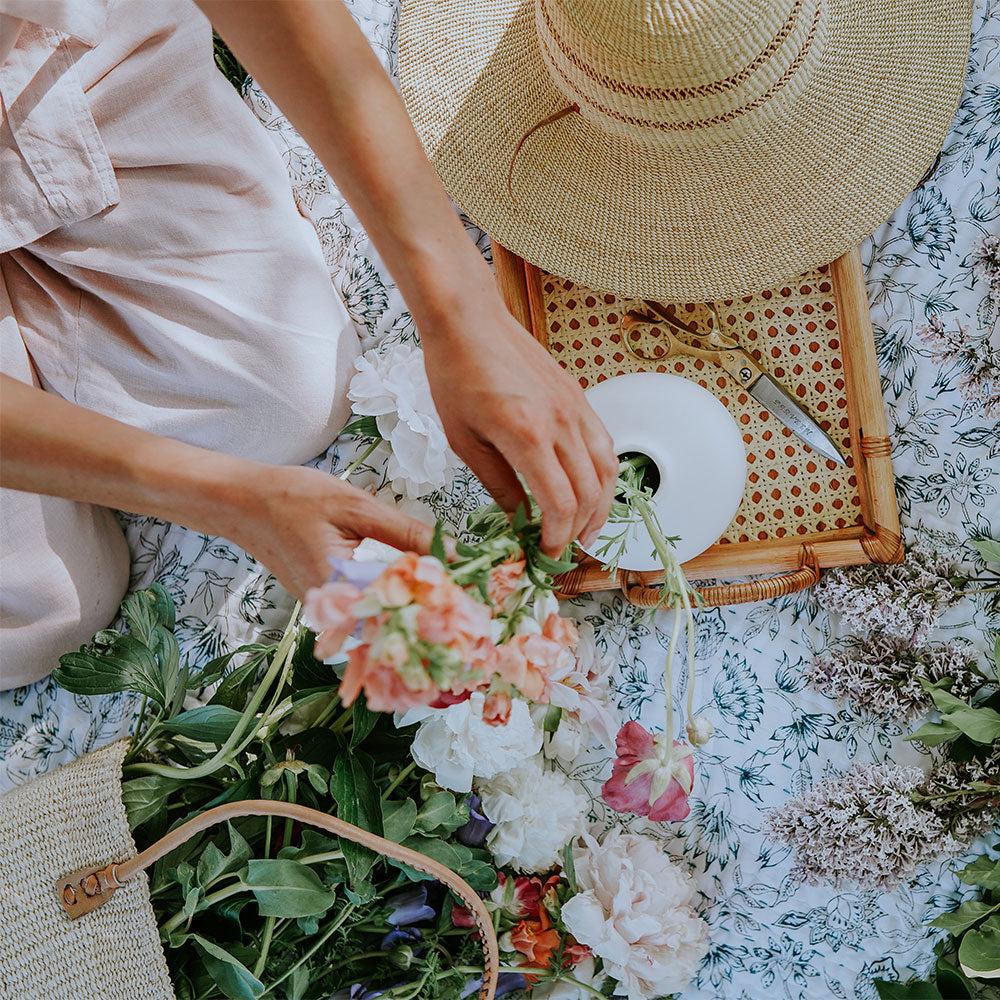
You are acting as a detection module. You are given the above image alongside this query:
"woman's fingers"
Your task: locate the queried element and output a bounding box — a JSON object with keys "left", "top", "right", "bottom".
{"left": 453, "top": 434, "right": 530, "bottom": 518}
{"left": 343, "top": 489, "right": 437, "bottom": 556}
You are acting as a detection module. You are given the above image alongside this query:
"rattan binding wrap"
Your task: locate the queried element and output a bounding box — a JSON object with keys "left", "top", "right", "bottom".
{"left": 494, "top": 244, "right": 903, "bottom": 606}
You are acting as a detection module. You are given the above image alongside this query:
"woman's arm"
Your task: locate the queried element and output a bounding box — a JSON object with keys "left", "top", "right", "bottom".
{"left": 196, "top": 0, "right": 618, "bottom": 555}
{"left": 0, "top": 375, "right": 433, "bottom": 598}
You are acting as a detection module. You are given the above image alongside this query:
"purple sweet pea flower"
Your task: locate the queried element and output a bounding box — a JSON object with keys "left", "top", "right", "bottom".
{"left": 456, "top": 794, "right": 494, "bottom": 847}
{"left": 327, "top": 556, "right": 386, "bottom": 589}
{"left": 380, "top": 926, "right": 422, "bottom": 950}
{"left": 460, "top": 973, "right": 528, "bottom": 998}
{"left": 385, "top": 885, "right": 435, "bottom": 927}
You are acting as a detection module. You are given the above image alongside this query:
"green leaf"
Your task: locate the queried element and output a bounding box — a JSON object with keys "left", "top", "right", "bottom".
{"left": 919, "top": 687, "right": 1000, "bottom": 744}
{"left": 543, "top": 705, "right": 563, "bottom": 733}
{"left": 194, "top": 644, "right": 263, "bottom": 691}
{"left": 243, "top": 859, "right": 336, "bottom": 918}
{"left": 341, "top": 414, "right": 382, "bottom": 438}
{"left": 120, "top": 587, "right": 167, "bottom": 649}
{"left": 943, "top": 707, "right": 1000, "bottom": 745}
{"left": 930, "top": 900, "right": 1000, "bottom": 935}
{"left": 286, "top": 965, "right": 312, "bottom": 1000}
{"left": 958, "top": 857, "right": 1000, "bottom": 890}
{"left": 382, "top": 798, "right": 418, "bottom": 844}
{"left": 532, "top": 551, "right": 577, "bottom": 576}
{"left": 872, "top": 980, "right": 943, "bottom": 1000}
{"left": 196, "top": 842, "right": 228, "bottom": 888}
{"left": 174, "top": 861, "right": 197, "bottom": 898}
{"left": 414, "top": 791, "right": 466, "bottom": 835}
{"left": 906, "top": 719, "right": 963, "bottom": 746}
{"left": 121, "top": 775, "right": 183, "bottom": 829}
{"left": 329, "top": 751, "right": 383, "bottom": 889}
{"left": 458, "top": 858, "right": 499, "bottom": 892}
{"left": 958, "top": 915, "right": 1000, "bottom": 976}
{"left": 190, "top": 935, "right": 263, "bottom": 1000}
{"left": 345, "top": 881, "right": 377, "bottom": 905}
{"left": 562, "top": 842, "right": 578, "bottom": 895}
{"left": 926, "top": 684, "right": 974, "bottom": 714}
{"left": 399, "top": 834, "right": 464, "bottom": 871}
{"left": 209, "top": 654, "right": 267, "bottom": 710}
{"left": 277, "top": 829, "right": 342, "bottom": 863}
{"left": 351, "top": 693, "right": 379, "bottom": 748}
{"left": 430, "top": 522, "right": 447, "bottom": 564}
{"left": 933, "top": 956, "right": 973, "bottom": 1000}
{"left": 159, "top": 705, "right": 246, "bottom": 744}
{"left": 969, "top": 538, "right": 1000, "bottom": 564}
{"left": 54, "top": 635, "right": 165, "bottom": 704}
{"left": 181, "top": 885, "right": 202, "bottom": 922}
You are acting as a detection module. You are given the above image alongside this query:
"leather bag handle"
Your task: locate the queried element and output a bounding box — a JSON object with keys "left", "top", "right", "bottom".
{"left": 56, "top": 799, "right": 499, "bottom": 1000}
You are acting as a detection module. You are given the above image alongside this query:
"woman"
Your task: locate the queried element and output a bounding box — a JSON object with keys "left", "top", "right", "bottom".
{"left": 0, "top": 0, "right": 618, "bottom": 688}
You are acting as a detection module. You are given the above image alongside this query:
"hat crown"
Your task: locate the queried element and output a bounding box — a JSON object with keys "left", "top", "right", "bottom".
{"left": 535, "top": 0, "right": 826, "bottom": 139}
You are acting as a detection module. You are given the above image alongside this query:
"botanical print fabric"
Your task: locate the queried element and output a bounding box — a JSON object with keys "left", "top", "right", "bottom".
{"left": 1, "top": 1, "right": 998, "bottom": 997}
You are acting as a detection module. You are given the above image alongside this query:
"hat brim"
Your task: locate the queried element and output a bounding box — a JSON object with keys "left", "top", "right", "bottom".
{"left": 399, "top": 0, "right": 971, "bottom": 300}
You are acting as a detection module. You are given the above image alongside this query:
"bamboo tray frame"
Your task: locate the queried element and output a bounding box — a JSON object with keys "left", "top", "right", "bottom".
{"left": 493, "top": 243, "right": 903, "bottom": 608}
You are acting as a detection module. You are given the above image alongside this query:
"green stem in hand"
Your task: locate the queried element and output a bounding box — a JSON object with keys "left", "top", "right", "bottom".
{"left": 339, "top": 439, "right": 381, "bottom": 481}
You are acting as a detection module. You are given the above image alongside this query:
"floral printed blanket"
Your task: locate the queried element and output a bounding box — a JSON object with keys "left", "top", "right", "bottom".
{"left": 1, "top": 2, "right": 998, "bottom": 998}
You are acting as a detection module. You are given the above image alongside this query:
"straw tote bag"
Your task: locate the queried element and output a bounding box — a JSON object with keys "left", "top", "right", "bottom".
{"left": 0, "top": 740, "right": 500, "bottom": 1000}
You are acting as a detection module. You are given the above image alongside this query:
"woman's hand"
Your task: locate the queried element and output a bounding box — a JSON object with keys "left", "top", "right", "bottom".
{"left": 197, "top": 0, "right": 618, "bottom": 557}
{"left": 231, "top": 464, "right": 434, "bottom": 599}
{"left": 0, "top": 375, "right": 435, "bottom": 600}
{"left": 421, "top": 299, "right": 618, "bottom": 555}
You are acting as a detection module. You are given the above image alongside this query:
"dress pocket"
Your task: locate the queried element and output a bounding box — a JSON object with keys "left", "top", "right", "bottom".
{"left": 0, "top": 24, "right": 119, "bottom": 253}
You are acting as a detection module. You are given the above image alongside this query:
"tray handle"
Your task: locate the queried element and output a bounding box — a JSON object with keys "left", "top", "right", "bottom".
{"left": 557, "top": 545, "right": 820, "bottom": 608}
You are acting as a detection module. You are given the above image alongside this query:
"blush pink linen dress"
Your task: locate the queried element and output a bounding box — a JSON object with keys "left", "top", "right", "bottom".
{"left": 0, "top": 0, "right": 361, "bottom": 687}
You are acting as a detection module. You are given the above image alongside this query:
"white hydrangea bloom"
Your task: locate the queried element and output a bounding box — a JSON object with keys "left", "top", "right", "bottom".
{"left": 398, "top": 693, "right": 542, "bottom": 793}
{"left": 347, "top": 341, "right": 461, "bottom": 498}
{"left": 478, "top": 756, "right": 589, "bottom": 873}
{"left": 561, "top": 829, "right": 708, "bottom": 1000}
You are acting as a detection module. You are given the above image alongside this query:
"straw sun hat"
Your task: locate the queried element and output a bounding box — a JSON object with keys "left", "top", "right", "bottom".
{"left": 398, "top": 0, "right": 972, "bottom": 300}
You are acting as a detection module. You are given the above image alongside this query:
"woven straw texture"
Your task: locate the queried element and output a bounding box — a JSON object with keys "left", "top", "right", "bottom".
{"left": 537, "top": 264, "right": 863, "bottom": 544}
{"left": 0, "top": 740, "right": 174, "bottom": 1000}
{"left": 398, "top": 0, "right": 971, "bottom": 301}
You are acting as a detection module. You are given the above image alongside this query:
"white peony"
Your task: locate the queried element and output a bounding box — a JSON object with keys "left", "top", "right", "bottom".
{"left": 477, "top": 756, "right": 589, "bottom": 873}
{"left": 347, "top": 341, "right": 461, "bottom": 498}
{"left": 560, "top": 829, "right": 708, "bottom": 1000}
{"left": 398, "top": 693, "right": 542, "bottom": 793}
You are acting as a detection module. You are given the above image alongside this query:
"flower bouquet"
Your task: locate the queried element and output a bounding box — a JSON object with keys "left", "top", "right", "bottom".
{"left": 49, "top": 491, "right": 710, "bottom": 1000}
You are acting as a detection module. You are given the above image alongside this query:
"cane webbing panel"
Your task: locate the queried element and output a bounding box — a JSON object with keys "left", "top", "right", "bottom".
{"left": 538, "top": 265, "right": 864, "bottom": 544}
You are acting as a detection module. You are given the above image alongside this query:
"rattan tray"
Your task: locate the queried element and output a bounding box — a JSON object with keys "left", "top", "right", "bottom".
{"left": 493, "top": 244, "right": 903, "bottom": 607}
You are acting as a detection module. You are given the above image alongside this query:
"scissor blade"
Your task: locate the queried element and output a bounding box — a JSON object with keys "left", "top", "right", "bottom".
{"left": 748, "top": 374, "right": 847, "bottom": 466}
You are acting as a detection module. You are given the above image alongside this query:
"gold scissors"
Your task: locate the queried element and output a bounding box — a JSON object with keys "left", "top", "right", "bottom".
{"left": 620, "top": 300, "right": 847, "bottom": 466}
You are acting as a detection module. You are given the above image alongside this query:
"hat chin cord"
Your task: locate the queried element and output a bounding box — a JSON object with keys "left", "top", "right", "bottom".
{"left": 507, "top": 102, "right": 580, "bottom": 206}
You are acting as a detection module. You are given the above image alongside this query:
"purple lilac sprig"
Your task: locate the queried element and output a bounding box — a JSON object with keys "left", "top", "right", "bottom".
{"left": 762, "top": 762, "right": 992, "bottom": 891}
{"left": 970, "top": 234, "right": 1000, "bottom": 312}
{"left": 917, "top": 313, "right": 1000, "bottom": 418}
{"left": 806, "top": 636, "right": 982, "bottom": 724}
{"left": 815, "top": 535, "right": 966, "bottom": 643}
